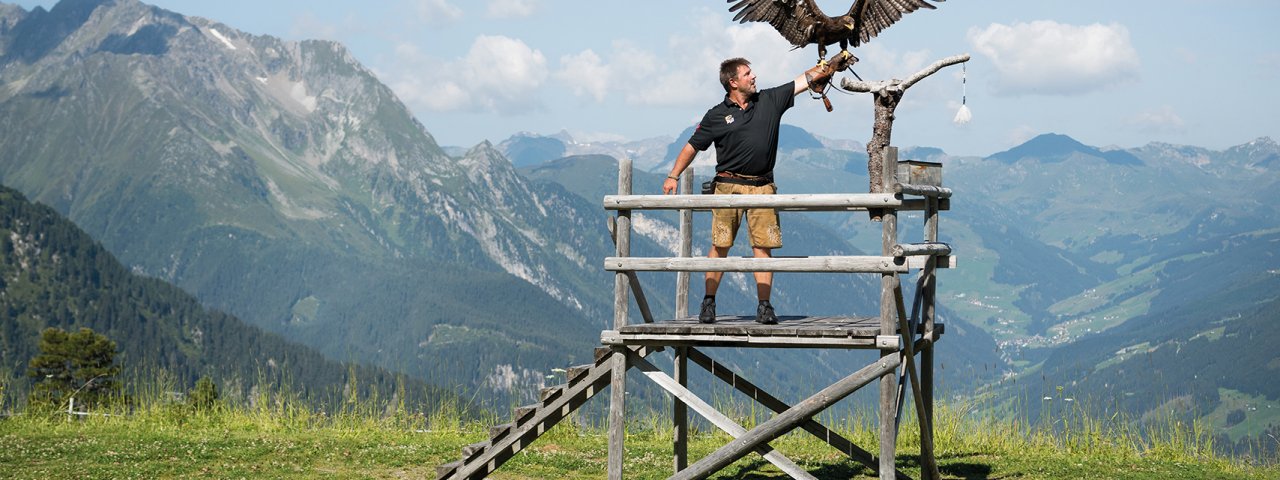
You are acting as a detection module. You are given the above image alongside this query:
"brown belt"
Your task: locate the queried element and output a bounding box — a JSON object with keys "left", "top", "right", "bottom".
{"left": 715, "top": 171, "right": 773, "bottom": 186}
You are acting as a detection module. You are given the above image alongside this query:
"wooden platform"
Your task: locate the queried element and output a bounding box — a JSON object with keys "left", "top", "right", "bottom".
{"left": 602, "top": 315, "right": 900, "bottom": 349}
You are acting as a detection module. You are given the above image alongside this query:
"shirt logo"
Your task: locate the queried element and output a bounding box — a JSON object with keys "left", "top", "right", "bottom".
{"left": 724, "top": 114, "right": 735, "bottom": 125}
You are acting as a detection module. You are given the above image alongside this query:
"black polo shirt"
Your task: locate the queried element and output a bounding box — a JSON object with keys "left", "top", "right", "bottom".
{"left": 687, "top": 81, "right": 795, "bottom": 177}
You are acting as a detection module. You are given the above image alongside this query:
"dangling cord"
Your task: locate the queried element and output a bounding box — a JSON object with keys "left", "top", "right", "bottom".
{"left": 953, "top": 61, "right": 972, "bottom": 125}
{"left": 809, "top": 80, "right": 833, "bottom": 112}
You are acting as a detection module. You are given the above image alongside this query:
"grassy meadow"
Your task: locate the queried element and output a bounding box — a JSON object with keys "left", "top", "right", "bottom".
{"left": 1, "top": 390, "right": 1276, "bottom": 480}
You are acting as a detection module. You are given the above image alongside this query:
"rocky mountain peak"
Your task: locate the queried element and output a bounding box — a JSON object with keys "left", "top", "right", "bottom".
{"left": 987, "top": 133, "right": 1143, "bottom": 166}
{"left": 1228, "top": 136, "right": 1278, "bottom": 170}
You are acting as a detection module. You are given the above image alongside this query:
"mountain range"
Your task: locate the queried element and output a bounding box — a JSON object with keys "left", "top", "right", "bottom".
{"left": 0, "top": 0, "right": 1002, "bottom": 411}
{"left": 0, "top": 0, "right": 615, "bottom": 405}
{"left": 2, "top": 0, "right": 1277, "bottom": 452}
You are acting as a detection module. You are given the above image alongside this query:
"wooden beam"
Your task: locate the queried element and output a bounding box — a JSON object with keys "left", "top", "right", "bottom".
{"left": 687, "top": 348, "right": 913, "bottom": 480}
{"left": 605, "top": 255, "right": 951, "bottom": 273}
{"left": 606, "top": 196, "right": 945, "bottom": 212}
{"left": 893, "top": 183, "right": 953, "bottom": 198}
{"left": 626, "top": 351, "right": 817, "bottom": 480}
{"left": 671, "top": 355, "right": 902, "bottom": 480}
{"left": 891, "top": 242, "right": 952, "bottom": 257}
{"left": 603, "top": 193, "right": 901, "bottom": 211}
{"left": 624, "top": 271, "right": 655, "bottom": 324}
{"left": 601, "top": 331, "right": 882, "bottom": 349}
{"left": 605, "top": 256, "right": 909, "bottom": 273}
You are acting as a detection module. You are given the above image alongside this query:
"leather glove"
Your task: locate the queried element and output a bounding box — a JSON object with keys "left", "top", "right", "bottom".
{"left": 830, "top": 50, "right": 857, "bottom": 72}
{"left": 804, "top": 62, "right": 836, "bottom": 92}
{"left": 804, "top": 51, "right": 858, "bottom": 92}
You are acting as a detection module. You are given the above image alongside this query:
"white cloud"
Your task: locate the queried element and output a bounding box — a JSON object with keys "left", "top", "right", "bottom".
{"left": 968, "top": 21, "right": 1140, "bottom": 96}
{"left": 555, "top": 50, "right": 611, "bottom": 102}
{"left": 553, "top": 10, "right": 805, "bottom": 108}
{"left": 1005, "top": 125, "right": 1040, "bottom": 148}
{"left": 414, "top": 0, "right": 463, "bottom": 24}
{"left": 1129, "top": 106, "right": 1186, "bottom": 134}
{"left": 487, "top": 0, "right": 538, "bottom": 18}
{"left": 381, "top": 35, "right": 548, "bottom": 114}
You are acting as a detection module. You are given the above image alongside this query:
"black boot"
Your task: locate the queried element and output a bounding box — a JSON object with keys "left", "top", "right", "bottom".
{"left": 756, "top": 300, "right": 778, "bottom": 325}
{"left": 699, "top": 296, "right": 716, "bottom": 324}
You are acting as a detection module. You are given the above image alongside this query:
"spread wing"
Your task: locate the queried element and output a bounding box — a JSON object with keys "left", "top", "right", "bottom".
{"left": 847, "top": 0, "right": 940, "bottom": 47}
{"left": 727, "top": 0, "right": 831, "bottom": 48}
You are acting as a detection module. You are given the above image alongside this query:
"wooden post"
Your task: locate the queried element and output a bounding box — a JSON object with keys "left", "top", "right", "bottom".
{"left": 608, "top": 158, "right": 633, "bottom": 480}
{"left": 673, "top": 169, "right": 692, "bottom": 471}
{"left": 674, "top": 346, "right": 689, "bottom": 472}
{"left": 923, "top": 195, "right": 939, "bottom": 435}
{"left": 614, "top": 159, "right": 633, "bottom": 330}
{"left": 676, "top": 169, "right": 693, "bottom": 318}
{"left": 878, "top": 146, "right": 900, "bottom": 480}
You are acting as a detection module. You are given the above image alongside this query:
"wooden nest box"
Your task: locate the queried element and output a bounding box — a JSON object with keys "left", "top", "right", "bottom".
{"left": 897, "top": 160, "right": 942, "bottom": 187}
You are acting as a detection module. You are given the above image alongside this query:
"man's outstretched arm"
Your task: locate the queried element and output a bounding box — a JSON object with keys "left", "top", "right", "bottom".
{"left": 663, "top": 143, "right": 699, "bottom": 194}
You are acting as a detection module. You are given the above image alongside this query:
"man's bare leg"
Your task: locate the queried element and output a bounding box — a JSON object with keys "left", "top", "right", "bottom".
{"left": 753, "top": 246, "right": 772, "bottom": 301}
{"left": 754, "top": 246, "right": 777, "bottom": 324}
{"left": 700, "top": 245, "right": 731, "bottom": 323}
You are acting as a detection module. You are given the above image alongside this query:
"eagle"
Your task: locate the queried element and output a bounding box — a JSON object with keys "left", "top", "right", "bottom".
{"left": 727, "top": 0, "right": 943, "bottom": 64}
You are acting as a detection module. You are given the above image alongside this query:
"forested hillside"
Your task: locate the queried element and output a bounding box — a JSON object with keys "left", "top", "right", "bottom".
{"left": 0, "top": 185, "right": 466, "bottom": 412}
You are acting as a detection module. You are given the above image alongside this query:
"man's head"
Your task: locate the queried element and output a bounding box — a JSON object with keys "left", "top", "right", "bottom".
{"left": 719, "top": 57, "right": 756, "bottom": 95}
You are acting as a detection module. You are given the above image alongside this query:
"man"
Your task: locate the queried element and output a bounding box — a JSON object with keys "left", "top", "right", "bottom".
{"left": 662, "top": 55, "right": 849, "bottom": 324}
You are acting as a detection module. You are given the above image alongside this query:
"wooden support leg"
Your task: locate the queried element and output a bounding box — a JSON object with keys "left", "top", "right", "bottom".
{"left": 895, "top": 277, "right": 940, "bottom": 480}
{"left": 879, "top": 349, "right": 899, "bottom": 480}
{"left": 879, "top": 146, "right": 900, "bottom": 480}
{"left": 673, "top": 355, "right": 902, "bottom": 480}
{"left": 607, "top": 347, "right": 627, "bottom": 480}
{"left": 673, "top": 346, "right": 688, "bottom": 473}
{"left": 686, "top": 347, "right": 913, "bottom": 480}
{"left": 626, "top": 351, "right": 816, "bottom": 480}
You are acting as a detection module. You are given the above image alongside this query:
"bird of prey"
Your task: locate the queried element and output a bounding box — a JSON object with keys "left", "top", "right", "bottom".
{"left": 727, "top": 0, "right": 943, "bottom": 64}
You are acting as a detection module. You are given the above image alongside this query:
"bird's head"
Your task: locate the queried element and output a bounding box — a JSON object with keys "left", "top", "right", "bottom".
{"left": 838, "top": 15, "right": 854, "bottom": 30}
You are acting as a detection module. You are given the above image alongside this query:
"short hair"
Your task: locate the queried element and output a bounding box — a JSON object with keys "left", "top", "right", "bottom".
{"left": 719, "top": 57, "right": 750, "bottom": 92}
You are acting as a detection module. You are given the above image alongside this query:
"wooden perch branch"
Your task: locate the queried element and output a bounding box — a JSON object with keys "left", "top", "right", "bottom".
{"left": 839, "top": 54, "right": 971, "bottom": 95}
{"left": 835, "top": 53, "right": 970, "bottom": 220}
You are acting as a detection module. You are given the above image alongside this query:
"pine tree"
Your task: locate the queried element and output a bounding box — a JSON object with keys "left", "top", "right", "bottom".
{"left": 27, "top": 327, "right": 120, "bottom": 409}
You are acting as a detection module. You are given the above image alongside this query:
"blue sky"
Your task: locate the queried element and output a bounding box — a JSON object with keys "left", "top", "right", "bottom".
{"left": 12, "top": 0, "right": 1280, "bottom": 156}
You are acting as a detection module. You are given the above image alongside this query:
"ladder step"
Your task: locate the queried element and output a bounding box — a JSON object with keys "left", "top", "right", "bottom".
{"left": 514, "top": 405, "right": 538, "bottom": 425}
{"left": 489, "top": 422, "right": 513, "bottom": 442}
{"left": 566, "top": 364, "right": 592, "bottom": 383}
{"left": 594, "top": 346, "right": 612, "bottom": 364}
{"left": 540, "top": 384, "right": 566, "bottom": 403}
{"left": 435, "top": 460, "right": 462, "bottom": 480}
{"left": 462, "top": 441, "right": 490, "bottom": 462}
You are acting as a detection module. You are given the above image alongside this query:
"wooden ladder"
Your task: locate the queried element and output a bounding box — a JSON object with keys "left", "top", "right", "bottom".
{"left": 434, "top": 346, "right": 656, "bottom": 480}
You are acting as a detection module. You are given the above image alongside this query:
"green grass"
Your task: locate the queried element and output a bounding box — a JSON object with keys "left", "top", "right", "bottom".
{"left": 1, "top": 397, "right": 1275, "bottom": 479}
{"left": 1204, "top": 389, "right": 1280, "bottom": 443}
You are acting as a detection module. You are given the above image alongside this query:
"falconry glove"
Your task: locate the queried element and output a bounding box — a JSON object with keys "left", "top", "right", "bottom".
{"left": 804, "top": 51, "right": 856, "bottom": 112}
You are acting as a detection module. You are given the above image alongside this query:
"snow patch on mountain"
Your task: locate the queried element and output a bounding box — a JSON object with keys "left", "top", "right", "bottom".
{"left": 208, "top": 27, "right": 236, "bottom": 51}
